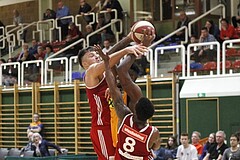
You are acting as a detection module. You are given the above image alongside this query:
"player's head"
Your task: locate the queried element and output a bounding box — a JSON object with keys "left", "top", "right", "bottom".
{"left": 180, "top": 132, "right": 189, "bottom": 147}
{"left": 135, "top": 97, "right": 154, "bottom": 121}
{"left": 230, "top": 133, "right": 239, "bottom": 148}
{"left": 78, "top": 46, "right": 100, "bottom": 69}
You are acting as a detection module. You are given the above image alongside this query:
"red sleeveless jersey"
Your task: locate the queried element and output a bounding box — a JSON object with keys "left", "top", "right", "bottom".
{"left": 115, "top": 114, "right": 154, "bottom": 160}
{"left": 85, "top": 77, "right": 111, "bottom": 127}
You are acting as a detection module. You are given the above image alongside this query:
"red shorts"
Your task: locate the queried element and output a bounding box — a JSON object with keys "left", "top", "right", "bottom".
{"left": 90, "top": 126, "right": 115, "bottom": 160}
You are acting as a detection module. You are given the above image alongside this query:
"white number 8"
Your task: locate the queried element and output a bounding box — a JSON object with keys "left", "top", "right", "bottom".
{"left": 123, "top": 137, "right": 136, "bottom": 152}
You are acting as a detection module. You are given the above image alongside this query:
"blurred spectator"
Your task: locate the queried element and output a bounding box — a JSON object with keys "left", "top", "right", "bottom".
{"left": 103, "top": 0, "right": 123, "bottom": 21}
{"left": 91, "top": 0, "right": 107, "bottom": 12}
{"left": 232, "top": 3, "right": 240, "bottom": 28}
{"left": 68, "top": 22, "right": 83, "bottom": 40}
{"left": 174, "top": 10, "right": 191, "bottom": 42}
{"left": 1, "top": 58, "right": 18, "bottom": 86}
{"left": 205, "top": 20, "right": 220, "bottom": 41}
{"left": 29, "top": 39, "right": 39, "bottom": 55}
{"left": 191, "top": 131, "right": 203, "bottom": 157}
{"left": 84, "top": 24, "right": 101, "bottom": 46}
{"left": 220, "top": 18, "right": 238, "bottom": 43}
{"left": 200, "top": 133, "right": 216, "bottom": 160}
{"left": 193, "top": 27, "right": 217, "bottom": 63}
{"left": 27, "top": 113, "right": 44, "bottom": 137}
{"left": 103, "top": 0, "right": 123, "bottom": 31}
{"left": 203, "top": 130, "right": 228, "bottom": 160}
{"left": 17, "top": 43, "right": 36, "bottom": 63}
{"left": 162, "top": 0, "right": 172, "bottom": 20}
{"left": 20, "top": 132, "right": 34, "bottom": 156}
{"left": 44, "top": 44, "right": 54, "bottom": 60}
{"left": 60, "top": 34, "right": 83, "bottom": 59}
{"left": 0, "top": 20, "right": 5, "bottom": 36}
{"left": 13, "top": 9, "right": 22, "bottom": 26}
{"left": 43, "top": 8, "right": 56, "bottom": 20}
{"left": 0, "top": 20, "right": 5, "bottom": 54}
{"left": 78, "top": 0, "right": 92, "bottom": 23}
{"left": 56, "top": 1, "right": 70, "bottom": 40}
{"left": 176, "top": 133, "right": 198, "bottom": 160}
{"left": 153, "top": 135, "right": 178, "bottom": 160}
{"left": 236, "top": 131, "right": 240, "bottom": 146}
{"left": 95, "top": 15, "right": 114, "bottom": 42}
{"left": 222, "top": 134, "right": 240, "bottom": 160}
{"left": 102, "top": 39, "right": 112, "bottom": 53}
{"left": 34, "top": 46, "right": 46, "bottom": 60}
{"left": 31, "top": 133, "right": 62, "bottom": 157}
{"left": 13, "top": 9, "right": 27, "bottom": 42}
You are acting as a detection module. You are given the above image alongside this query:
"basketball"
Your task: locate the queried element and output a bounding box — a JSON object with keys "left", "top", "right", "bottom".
{"left": 131, "top": 20, "right": 155, "bottom": 44}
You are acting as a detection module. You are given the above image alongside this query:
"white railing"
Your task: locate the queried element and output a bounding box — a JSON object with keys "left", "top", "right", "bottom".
{"left": 75, "top": 12, "right": 95, "bottom": 31}
{"left": 0, "top": 62, "right": 21, "bottom": 86}
{"left": 188, "top": 4, "right": 225, "bottom": 37}
{"left": 0, "top": 26, "right": 5, "bottom": 50}
{"left": 17, "top": 22, "right": 37, "bottom": 46}
{"left": 186, "top": 41, "right": 221, "bottom": 77}
{"left": 5, "top": 24, "right": 19, "bottom": 35}
{"left": 222, "top": 39, "right": 240, "bottom": 74}
{"left": 149, "top": 26, "right": 188, "bottom": 49}
{"left": 134, "top": 11, "right": 152, "bottom": 21}
{"left": 153, "top": 45, "right": 186, "bottom": 77}
{"left": 55, "top": 15, "right": 74, "bottom": 41}
{"left": 0, "top": 26, "right": 4, "bottom": 37}
{"left": 86, "top": 19, "right": 122, "bottom": 47}
{"left": 21, "top": 60, "right": 44, "bottom": 86}
{"left": 69, "top": 56, "right": 78, "bottom": 83}
{"left": 36, "top": 19, "right": 55, "bottom": 43}
{"left": 0, "top": 34, "right": 16, "bottom": 58}
{"left": 96, "top": 9, "right": 117, "bottom": 23}
{"left": 44, "top": 57, "right": 69, "bottom": 85}
{"left": 47, "top": 38, "right": 86, "bottom": 59}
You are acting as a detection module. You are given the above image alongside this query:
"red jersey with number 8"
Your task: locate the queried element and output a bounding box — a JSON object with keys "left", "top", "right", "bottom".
{"left": 115, "top": 114, "right": 154, "bottom": 160}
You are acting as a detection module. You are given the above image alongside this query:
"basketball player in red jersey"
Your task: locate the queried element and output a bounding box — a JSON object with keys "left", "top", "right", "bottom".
{"left": 96, "top": 45, "right": 161, "bottom": 160}
{"left": 78, "top": 41, "right": 147, "bottom": 159}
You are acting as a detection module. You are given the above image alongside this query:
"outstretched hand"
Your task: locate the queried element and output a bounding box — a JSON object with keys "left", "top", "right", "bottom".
{"left": 125, "top": 44, "right": 148, "bottom": 57}
{"left": 94, "top": 44, "right": 109, "bottom": 62}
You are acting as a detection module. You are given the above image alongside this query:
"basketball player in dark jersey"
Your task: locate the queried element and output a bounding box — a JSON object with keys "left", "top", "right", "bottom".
{"left": 95, "top": 45, "right": 161, "bottom": 160}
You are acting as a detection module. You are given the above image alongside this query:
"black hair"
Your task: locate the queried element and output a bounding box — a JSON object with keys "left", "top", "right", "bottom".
{"left": 181, "top": 132, "right": 188, "bottom": 137}
{"left": 0, "top": 58, "right": 6, "bottom": 63}
{"left": 231, "top": 133, "right": 240, "bottom": 142}
{"left": 45, "top": 44, "right": 53, "bottom": 52}
{"left": 167, "top": 135, "right": 178, "bottom": 149}
{"left": 221, "top": 18, "right": 229, "bottom": 24}
{"left": 201, "top": 27, "right": 208, "bottom": 32}
{"left": 78, "top": 46, "right": 94, "bottom": 68}
{"left": 135, "top": 97, "right": 154, "bottom": 121}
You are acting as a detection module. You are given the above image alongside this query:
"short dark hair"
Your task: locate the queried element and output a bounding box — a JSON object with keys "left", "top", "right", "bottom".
{"left": 135, "top": 97, "right": 154, "bottom": 121}
{"left": 201, "top": 27, "right": 208, "bottom": 32}
{"left": 221, "top": 18, "right": 229, "bottom": 24}
{"left": 181, "top": 132, "right": 188, "bottom": 137}
{"left": 45, "top": 44, "right": 53, "bottom": 52}
{"left": 0, "top": 58, "right": 6, "bottom": 63}
{"left": 231, "top": 133, "right": 240, "bottom": 142}
{"left": 78, "top": 46, "right": 94, "bottom": 68}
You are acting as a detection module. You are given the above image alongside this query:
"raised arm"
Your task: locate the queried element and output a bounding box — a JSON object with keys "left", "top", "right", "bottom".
{"left": 94, "top": 45, "right": 131, "bottom": 124}
{"left": 87, "top": 44, "right": 147, "bottom": 79}
{"left": 117, "top": 54, "right": 142, "bottom": 111}
{"left": 117, "top": 30, "right": 155, "bottom": 110}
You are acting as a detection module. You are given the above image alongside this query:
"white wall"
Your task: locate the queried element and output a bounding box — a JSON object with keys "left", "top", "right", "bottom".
{"left": 0, "top": 0, "right": 34, "bottom": 6}
{"left": 119, "top": 0, "right": 130, "bottom": 13}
